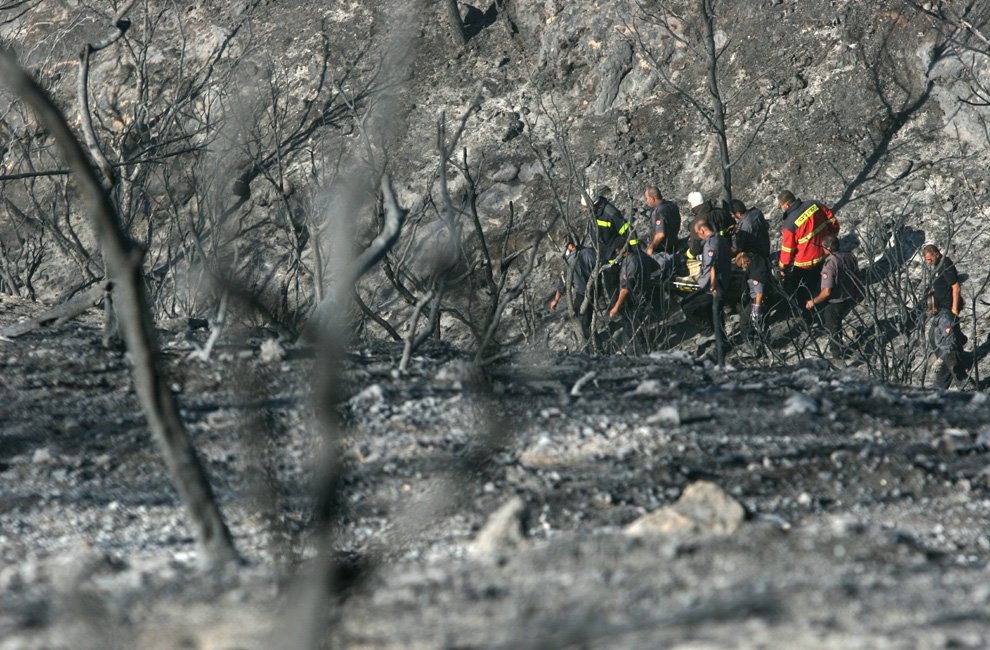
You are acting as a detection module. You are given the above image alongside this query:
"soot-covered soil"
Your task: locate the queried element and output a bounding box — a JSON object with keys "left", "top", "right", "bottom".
{"left": 2, "top": 295, "right": 990, "bottom": 649}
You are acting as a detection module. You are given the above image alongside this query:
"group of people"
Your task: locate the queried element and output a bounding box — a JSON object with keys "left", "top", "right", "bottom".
{"left": 549, "top": 186, "right": 969, "bottom": 388}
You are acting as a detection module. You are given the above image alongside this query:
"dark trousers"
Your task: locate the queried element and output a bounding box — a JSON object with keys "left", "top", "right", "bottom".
{"left": 602, "top": 266, "right": 620, "bottom": 305}
{"left": 784, "top": 266, "right": 821, "bottom": 313}
{"left": 681, "top": 290, "right": 725, "bottom": 338}
{"left": 569, "top": 293, "right": 593, "bottom": 340}
{"left": 820, "top": 299, "right": 854, "bottom": 358}
{"left": 934, "top": 352, "right": 961, "bottom": 389}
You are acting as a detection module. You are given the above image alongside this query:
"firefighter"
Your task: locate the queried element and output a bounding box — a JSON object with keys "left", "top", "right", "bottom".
{"left": 680, "top": 218, "right": 731, "bottom": 342}
{"left": 804, "top": 233, "right": 858, "bottom": 360}
{"left": 583, "top": 189, "right": 636, "bottom": 305}
{"left": 777, "top": 189, "right": 839, "bottom": 309}
{"left": 582, "top": 189, "right": 636, "bottom": 265}
{"left": 729, "top": 199, "right": 770, "bottom": 259}
{"left": 608, "top": 240, "right": 661, "bottom": 353}
{"left": 686, "top": 191, "right": 733, "bottom": 259}
{"left": 643, "top": 186, "right": 681, "bottom": 257}
{"left": 549, "top": 242, "right": 597, "bottom": 340}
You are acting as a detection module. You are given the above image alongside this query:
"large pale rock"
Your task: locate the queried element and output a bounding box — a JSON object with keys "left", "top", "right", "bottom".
{"left": 470, "top": 496, "right": 529, "bottom": 561}
{"left": 625, "top": 481, "right": 745, "bottom": 537}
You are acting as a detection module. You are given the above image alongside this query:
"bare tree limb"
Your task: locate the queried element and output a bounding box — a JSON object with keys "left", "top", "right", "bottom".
{"left": 76, "top": 0, "right": 136, "bottom": 186}
{"left": 0, "top": 280, "right": 110, "bottom": 338}
{"left": 446, "top": 0, "right": 466, "bottom": 46}
{"left": 0, "top": 51, "right": 239, "bottom": 568}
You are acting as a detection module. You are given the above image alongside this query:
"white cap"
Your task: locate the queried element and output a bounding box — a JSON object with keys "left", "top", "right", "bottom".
{"left": 580, "top": 188, "right": 599, "bottom": 208}
{"left": 687, "top": 191, "right": 704, "bottom": 209}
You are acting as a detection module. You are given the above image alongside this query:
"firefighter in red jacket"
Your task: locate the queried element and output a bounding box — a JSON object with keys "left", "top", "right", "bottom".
{"left": 776, "top": 190, "right": 839, "bottom": 308}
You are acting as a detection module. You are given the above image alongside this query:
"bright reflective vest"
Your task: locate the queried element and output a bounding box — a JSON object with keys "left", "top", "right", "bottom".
{"left": 779, "top": 199, "right": 839, "bottom": 269}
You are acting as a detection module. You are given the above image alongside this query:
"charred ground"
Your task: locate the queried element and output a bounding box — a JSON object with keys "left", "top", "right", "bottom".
{"left": 3, "top": 293, "right": 990, "bottom": 648}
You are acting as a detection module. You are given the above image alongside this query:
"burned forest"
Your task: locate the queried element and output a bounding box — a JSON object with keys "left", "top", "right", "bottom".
{"left": 3, "top": 1, "right": 990, "bottom": 648}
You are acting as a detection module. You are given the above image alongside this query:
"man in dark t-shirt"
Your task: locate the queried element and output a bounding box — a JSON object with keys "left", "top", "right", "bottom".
{"left": 923, "top": 244, "right": 961, "bottom": 315}
{"left": 923, "top": 243, "right": 966, "bottom": 347}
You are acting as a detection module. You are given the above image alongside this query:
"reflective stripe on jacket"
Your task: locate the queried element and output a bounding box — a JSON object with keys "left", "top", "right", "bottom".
{"left": 779, "top": 199, "right": 838, "bottom": 269}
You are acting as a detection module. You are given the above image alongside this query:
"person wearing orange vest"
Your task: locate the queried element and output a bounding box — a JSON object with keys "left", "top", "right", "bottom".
{"left": 776, "top": 190, "right": 839, "bottom": 308}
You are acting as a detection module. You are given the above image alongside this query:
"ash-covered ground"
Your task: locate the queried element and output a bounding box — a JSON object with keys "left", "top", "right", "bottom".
{"left": 3, "top": 295, "right": 990, "bottom": 649}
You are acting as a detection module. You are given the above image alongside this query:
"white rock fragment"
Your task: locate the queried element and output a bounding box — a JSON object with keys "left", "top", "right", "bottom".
{"left": 350, "top": 384, "right": 385, "bottom": 408}
{"left": 31, "top": 447, "right": 55, "bottom": 465}
{"left": 782, "top": 394, "right": 819, "bottom": 417}
{"left": 471, "top": 496, "right": 529, "bottom": 561}
{"left": 631, "top": 379, "right": 664, "bottom": 396}
{"left": 646, "top": 405, "right": 681, "bottom": 426}
{"left": 259, "top": 338, "right": 286, "bottom": 364}
{"left": 625, "top": 481, "right": 745, "bottom": 537}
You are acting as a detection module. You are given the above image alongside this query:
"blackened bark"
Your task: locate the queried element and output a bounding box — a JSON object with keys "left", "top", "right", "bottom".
{"left": 0, "top": 53, "right": 239, "bottom": 569}
{"left": 446, "top": 0, "right": 466, "bottom": 46}
{"left": 699, "top": 0, "right": 732, "bottom": 206}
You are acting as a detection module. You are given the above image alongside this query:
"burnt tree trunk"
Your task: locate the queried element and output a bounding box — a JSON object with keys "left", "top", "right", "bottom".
{"left": 0, "top": 53, "right": 239, "bottom": 569}
{"left": 699, "top": 0, "right": 732, "bottom": 206}
{"left": 446, "top": 0, "right": 466, "bottom": 46}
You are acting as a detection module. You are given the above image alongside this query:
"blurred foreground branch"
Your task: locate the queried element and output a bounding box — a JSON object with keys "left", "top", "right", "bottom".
{"left": 0, "top": 51, "right": 239, "bottom": 568}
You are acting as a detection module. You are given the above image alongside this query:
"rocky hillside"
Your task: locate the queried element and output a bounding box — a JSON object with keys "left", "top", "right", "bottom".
{"left": 2, "top": 0, "right": 989, "bottom": 366}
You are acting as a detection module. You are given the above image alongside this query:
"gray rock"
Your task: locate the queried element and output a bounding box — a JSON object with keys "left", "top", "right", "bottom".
{"left": 492, "top": 164, "right": 520, "bottom": 183}
{"left": 646, "top": 405, "right": 681, "bottom": 427}
{"left": 592, "top": 40, "right": 633, "bottom": 114}
{"left": 936, "top": 428, "right": 973, "bottom": 453}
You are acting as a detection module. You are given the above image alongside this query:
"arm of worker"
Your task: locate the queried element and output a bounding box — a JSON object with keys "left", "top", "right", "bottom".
{"left": 549, "top": 289, "right": 562, "bottom": 311}
{"left": 805, "top": 287, "right": 831, "bottom": 310}
{"left": 646, "top": 231, "right": 664, "bottom": 256}
{"left": 709, "top": 267, "right": 718, "bottom": 296}
{"left": 951, "top": 282, "right": 961, "bottom": 316}
{"left": 609, "top": 288, "right": 630, "bottom": 319}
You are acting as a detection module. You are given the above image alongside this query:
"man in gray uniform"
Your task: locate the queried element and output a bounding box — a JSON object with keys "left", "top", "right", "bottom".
{"left": 608, "top": 242, "right": 661, "bottom": 352}
{"left": 729, "top": 199, "right": 770, "bottom": 259}
{"left": 644, "top": 186, "right": 681, "bottom": 257}
{"left": 680, "top": 218, "right": 731, "bottom": 337}
{"left": 805, "top": 233, "right": 859, "bottom": 359}
{"left": 550, "top": 242, "right": 597, "bottom": 339}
